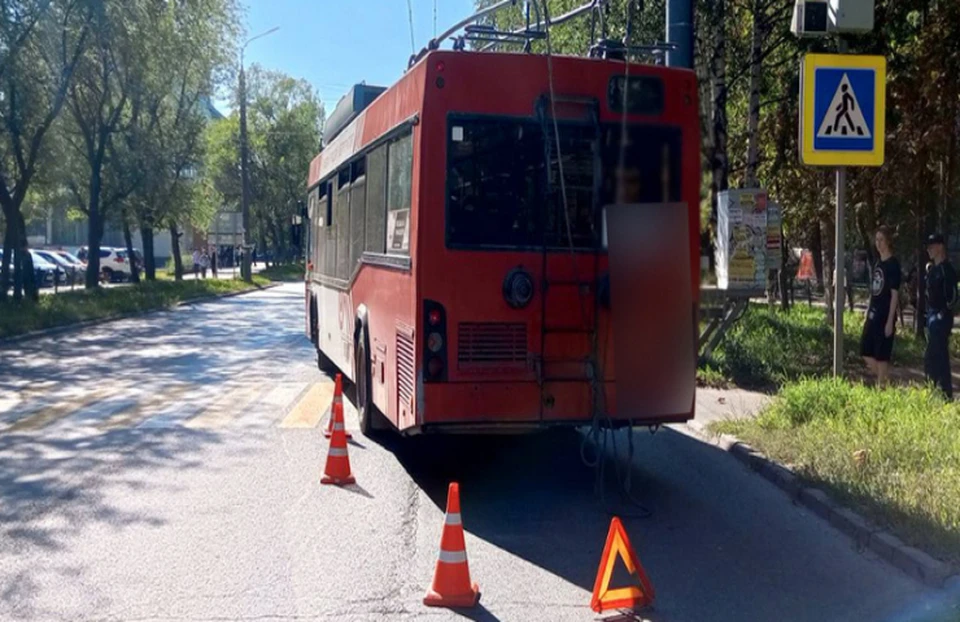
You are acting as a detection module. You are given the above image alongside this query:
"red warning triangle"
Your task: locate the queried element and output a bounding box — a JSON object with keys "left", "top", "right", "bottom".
{"left": 590, "top": 517, "right": 655, "bottom": 613}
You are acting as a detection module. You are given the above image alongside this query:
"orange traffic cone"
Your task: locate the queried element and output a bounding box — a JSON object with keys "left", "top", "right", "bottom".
{"left": 320, "top": 401, "right": 355, "bottom": 486}
{"left": 424, "top": 483, "right": 480, "bottom": 608}
{"left": 324, "top": 374, "right": 350, "bottom": 439}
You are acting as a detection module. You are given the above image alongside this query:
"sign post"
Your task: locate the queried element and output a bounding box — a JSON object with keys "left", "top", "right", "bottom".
{"left": 800, "top": 51, "right": 885, "bottom": 376}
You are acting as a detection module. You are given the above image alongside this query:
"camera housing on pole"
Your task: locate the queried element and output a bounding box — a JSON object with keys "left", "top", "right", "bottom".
{"left": 791, "top": 0, "right": 874, "bottom": 38}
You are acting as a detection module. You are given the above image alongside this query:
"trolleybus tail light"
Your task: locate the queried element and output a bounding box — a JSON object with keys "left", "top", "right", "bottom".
{"left": 423, "top": 299, "right": 448, "bottom": 382}
{"left": 436, "top": 61, "right": 445, "bottom": 73}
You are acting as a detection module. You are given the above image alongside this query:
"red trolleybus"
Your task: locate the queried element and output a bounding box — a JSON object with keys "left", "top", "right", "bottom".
{"left": 305, "top": 48, "right": 699, "bottom": 436}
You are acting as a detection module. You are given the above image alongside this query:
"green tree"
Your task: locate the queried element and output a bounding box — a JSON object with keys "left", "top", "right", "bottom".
{"left": 206, "top": 65, "right": 323, "bottom": 264}
{"left": 121, "top": 0, "right": 238, "bottom": 281}
{"left": 0, "top": 0, "right": 90, "bottom": 302}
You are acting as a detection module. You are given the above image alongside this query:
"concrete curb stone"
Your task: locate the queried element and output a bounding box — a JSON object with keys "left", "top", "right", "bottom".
{"left": 0, "top": 282, "right": 283, "bottom": 347}
{"left": 687, "top": 420, "right": 956, "bottom": 588}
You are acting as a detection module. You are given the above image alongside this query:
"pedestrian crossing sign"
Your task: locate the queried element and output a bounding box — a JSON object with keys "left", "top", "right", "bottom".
{"left": 801, "top": 53, "right": 886, "bottom": 166}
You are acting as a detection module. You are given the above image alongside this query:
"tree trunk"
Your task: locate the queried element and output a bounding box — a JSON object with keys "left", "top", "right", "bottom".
{"left": 84, "top": 169, "right": 104, "bottom": 289}
{"left": 744, "top": 0, "right": 763, "bottom": 188}
{"left": 1, "top": 211, "right": 13, "bottom": 301}
{"left": 123, "top": 213, "right": 140, "bottom": 284}
{"left": 915, "top": 213, "right": 926, "bottom": 338}
{"left": 779, "top": 225, "right": 790, "bottom": 310}
{"left": 944, "top": 112, "right": 956, "bottom": 236}
{"left": 14, "top": 209, "right": 37, "bottom": 301}
{"left": 823, "top": 217, "right": 836, "bottom": 321}
{"left": 140, "top": 224, "right": 156, "bottom": 280}
{"left": 169, "top": 221, "right": 184, "bottom": 281}
{"left": 271, "top": 216, "right": 286, "bottom": 264}
{"left": 711, "top": 0, "right": 729, "bottom": 208}
{"left": 84, "top": 212, "right": 105, "bottom": 289}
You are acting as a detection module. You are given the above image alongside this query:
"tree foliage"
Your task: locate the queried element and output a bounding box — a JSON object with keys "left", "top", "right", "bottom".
{"left": 204, "top": 64, "right": 324, "bottom": 263}
{"left": 0, "top": 0, "right": 90, "bottom": 301}
{"left": 472, "top": 0, "right": 960, "bottom": 324}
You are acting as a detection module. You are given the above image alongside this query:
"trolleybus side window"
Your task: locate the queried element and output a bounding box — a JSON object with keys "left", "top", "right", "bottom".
{"left": 318, "top": 181, "right": 336, "bottom": 277}
{"left": 365, "top": 144, "right": 387, "bottom": 254}
{"left": 335, "top": 167, "right": 351, "bottom": 279}
{"left": 349, "top": 156, "right": 367, "bottom": 271}
{"left": 308, "top": 186, "right": 322, "bottom": 272}
{"left": 386, "top": 132, "right": 413, "bottom": 255}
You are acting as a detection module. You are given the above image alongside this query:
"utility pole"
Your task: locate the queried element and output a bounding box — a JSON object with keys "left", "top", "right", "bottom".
{"left": 239, "top": 27, "right": 279, "bottom": 283}
{"left": 666, "top": 0, "right": 694, "bottom": 68}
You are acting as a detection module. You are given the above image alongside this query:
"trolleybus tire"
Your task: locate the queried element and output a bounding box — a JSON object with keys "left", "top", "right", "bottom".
{"left": 356, "top": 331, "right": 389, "bottom": 436}
{"left": 316, "top": 348, "right": 336, "bottom": 374}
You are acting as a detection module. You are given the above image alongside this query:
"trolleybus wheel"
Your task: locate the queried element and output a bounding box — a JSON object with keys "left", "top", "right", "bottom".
{"left": 316, "top": 348, "right": 336, "bottom": 374}
{"left": 356, "top": 332, "right": 388, "bottom": 437}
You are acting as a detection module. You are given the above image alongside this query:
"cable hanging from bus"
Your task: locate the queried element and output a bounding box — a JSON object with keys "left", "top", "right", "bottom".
{"left": 303, "top": 0, "right": 699, "bottom": 437}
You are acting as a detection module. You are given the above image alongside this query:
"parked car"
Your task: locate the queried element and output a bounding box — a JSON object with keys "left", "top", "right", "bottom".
{"left": 75, "top": 246, "right": 132, "bottom": 282}
{"left": 36, "top": 250, "right": 83, "bottom": 285}
{"left": 51, "top": 249, "right": 86, "bottom": 271}
{"left": 28, "top": 250, "right": 61, "bottom": 287}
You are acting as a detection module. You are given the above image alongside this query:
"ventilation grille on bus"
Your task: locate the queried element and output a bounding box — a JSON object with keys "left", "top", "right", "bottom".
{"left": 396, "top": 331, "right": 415, "bottom": 404}
{"left": 458, "top": 323, "right": 527, "bottom": 366}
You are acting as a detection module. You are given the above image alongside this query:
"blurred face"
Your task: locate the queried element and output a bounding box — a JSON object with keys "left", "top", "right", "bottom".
{"left": 927, "top": 243, "right": 944, "bottom": 261}
{"left": 875, "top": 231, "right": 889, "bottom": 255}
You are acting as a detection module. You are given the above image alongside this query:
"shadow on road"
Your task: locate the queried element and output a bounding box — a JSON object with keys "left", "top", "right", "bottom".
{"left": 379, "top": 424, "right": 930, "bottom": 622}
{"left": 0, "top": 427, "right": 248, "bottom": 619}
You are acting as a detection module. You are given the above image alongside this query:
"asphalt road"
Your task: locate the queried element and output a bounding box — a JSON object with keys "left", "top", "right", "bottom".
{"left": 0, "top": 283, "right": 956, "bottom": 622}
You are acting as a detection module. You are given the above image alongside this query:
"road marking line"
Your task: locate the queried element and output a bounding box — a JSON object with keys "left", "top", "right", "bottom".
{"left": 185, "top": 384, "right": 265, "bottom": 429}
{"left": 232, "top": 382, "right": 309, "bottom": 429}
{"left": 97, "top": 384, "right": 194, "bottom": 430}
{"left": 280, "top": 382, "right": 333, "bottom": 429}
{"left": 4, "top": 388, "right": 117, "bottom": 433}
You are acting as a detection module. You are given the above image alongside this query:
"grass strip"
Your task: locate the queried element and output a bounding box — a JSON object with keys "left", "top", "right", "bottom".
{"left": 713, "top": 378, "right": 960, "bottom": 565}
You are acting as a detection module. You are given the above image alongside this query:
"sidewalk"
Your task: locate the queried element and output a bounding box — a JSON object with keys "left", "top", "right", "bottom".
{"left": 692, "top": 386, "right": 772, "bottom": 429}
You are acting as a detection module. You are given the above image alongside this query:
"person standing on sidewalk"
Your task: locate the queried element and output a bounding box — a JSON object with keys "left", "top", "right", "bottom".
{"left": 200, "top": 250, "right": 210, "bottom": 279}
{"left": 860, "top": 226, "right": 901, "bottom": 387}
{"left": 924, "top": 233, "right": 957, "bottom": 400}
{"left": 192, "top": 248, "right": 201, "bottom": 278}
{"left": 210, "top": 246, "right": 218, "bottom": 278}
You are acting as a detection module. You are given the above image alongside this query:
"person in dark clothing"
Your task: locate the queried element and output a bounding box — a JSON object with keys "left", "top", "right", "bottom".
{"left": 924, "top": 233, "right": 957, "bottom": 400}
{"left": 860, "top": 226, "right": 901, "bottom": 386}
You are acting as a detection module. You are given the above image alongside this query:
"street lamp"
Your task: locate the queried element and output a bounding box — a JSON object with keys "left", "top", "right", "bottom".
{"left": 239, "top": 26, "right": 279, "bottom": 282}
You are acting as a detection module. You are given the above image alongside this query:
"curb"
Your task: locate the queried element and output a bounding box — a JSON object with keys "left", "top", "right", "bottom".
{"left": 687, "top": 419, "right": 959, "bottom": 588}
{"left": 0, "top": 282, "right": 283, "bottom": 346}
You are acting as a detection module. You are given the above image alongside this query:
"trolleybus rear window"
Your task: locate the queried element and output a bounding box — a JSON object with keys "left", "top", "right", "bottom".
{"left": 446, "top": 116, "right": 681, "bottom": 250}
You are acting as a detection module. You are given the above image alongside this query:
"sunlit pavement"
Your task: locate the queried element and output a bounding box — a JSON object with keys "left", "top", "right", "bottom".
{"left": 0, "top": 283, "right": 954, "bottom": 621}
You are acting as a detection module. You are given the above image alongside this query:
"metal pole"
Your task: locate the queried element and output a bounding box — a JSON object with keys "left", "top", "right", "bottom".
{"left": 666, "top": 0, "right": 694, "bottom": 68}
{"left": 239, "top": 58, "right": 252, "bottom": 283}
{"left": 834, "top": 168, "right": 846, "bottom": 376}
{"left": 833, "top": 36, "right": 848, "bottom": 377}
{"left": 237, "top": 27, "right": 279, "bottom": 284}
